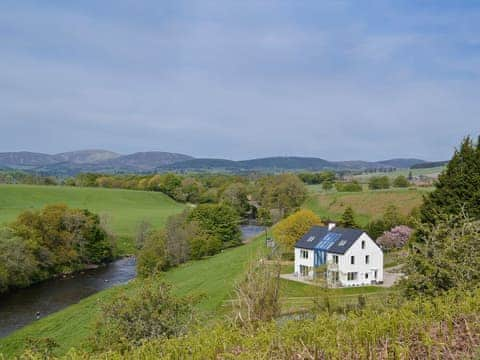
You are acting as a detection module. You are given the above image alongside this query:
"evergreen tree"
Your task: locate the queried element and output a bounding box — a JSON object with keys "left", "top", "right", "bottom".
{"left": 340, "top": 206, "right": 357, "bottom": 228}
{"left": 420, "top": 136, "right": 480, "bottom": 225}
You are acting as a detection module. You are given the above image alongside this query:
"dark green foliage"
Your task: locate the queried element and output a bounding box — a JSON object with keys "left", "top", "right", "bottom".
{"left": 340, "top": 206, "right": 357, "bottom": 228}
{"left": 189, "top": 204, "right": 241, "bottom": 246}
{"left": 365, "top": 205, "right": 405, "bottom": 240}
{"left": 368, "top": 175, "right": 390, "bottom": 190}
{"left": 403, "top": 214, "right": 480, "bottom": 297}
{"left": 298, "top": 171, "right": 335, "bottom": 185}
{"left": 335, "top": 181, "right": 362, "bottom": 192}
{"left": 421, "top": 136, "right": 480, "bottom": 225}
{"left": 91, "top": 280, "right": 194, "bottom": 352}
{"left": 392, "top": 175, "right": 409, "bottom": 188}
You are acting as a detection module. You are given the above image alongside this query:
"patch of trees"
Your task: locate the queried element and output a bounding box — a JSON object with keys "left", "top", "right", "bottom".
{"left": 137, "top": 204, "right": 241, "bottom": 277}
{"left": 0, "top": 205, "right": 115, "bottom": 293}
{"left": 335, "top": 181, "right": 362, "bottom": 192}
{"left": 368, "top": 175, "right": 390, "bottom": 190}
{"left": 0, "top": 170, "right": 57, "bottom": 185}
{"left": 297, "top": 171, "right": 335, "bottom": 185}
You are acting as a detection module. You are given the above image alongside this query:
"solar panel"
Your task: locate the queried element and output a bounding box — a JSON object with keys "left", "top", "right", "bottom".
{"left": 315, "top": 232, "right": 342, "bottom": 250}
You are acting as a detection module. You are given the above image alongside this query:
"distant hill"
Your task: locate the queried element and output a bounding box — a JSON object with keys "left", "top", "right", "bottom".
{"left": 55, "top": 150, "right": 120, "bottom": 164}
{"left": 0, "top": 150, "right": 431, "bottom": 175}
{"left": 410, "top": 160, "right": 448, "bottom": 169}
{"left": 376, "top": 158, "right": 426, "bottom": 168}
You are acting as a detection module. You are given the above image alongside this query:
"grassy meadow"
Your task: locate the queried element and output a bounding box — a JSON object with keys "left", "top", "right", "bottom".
{"left": 0, "top": 184, "right": 186, "bottom": 254}
{"left": 304, "top": 187, "right": 431, "bottom": 226}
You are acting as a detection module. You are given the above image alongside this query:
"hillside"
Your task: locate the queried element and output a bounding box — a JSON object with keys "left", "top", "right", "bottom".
{"left": 0, "top": 150, "right": 430, "bottom": 174}
{"left": 0, "top": 184, "right": 185, "bottom": 253}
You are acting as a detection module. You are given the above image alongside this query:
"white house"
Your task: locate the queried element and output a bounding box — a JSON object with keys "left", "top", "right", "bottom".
{"left": 294, "top": 223, "right": 383, "bottom": 287}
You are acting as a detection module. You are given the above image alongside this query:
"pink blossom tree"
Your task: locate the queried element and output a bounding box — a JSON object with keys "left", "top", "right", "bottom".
{"left": 377, "top": 225, "right": 413, "bottom": 250}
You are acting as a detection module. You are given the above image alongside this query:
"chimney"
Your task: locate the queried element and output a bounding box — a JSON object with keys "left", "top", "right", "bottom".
{"left": 328, "top": 223, "right": 336, "bottom": 231}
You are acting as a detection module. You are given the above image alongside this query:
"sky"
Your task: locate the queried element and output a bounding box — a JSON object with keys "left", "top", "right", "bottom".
{"left": 1, "top": 1, "right": 479, "bottom": 161}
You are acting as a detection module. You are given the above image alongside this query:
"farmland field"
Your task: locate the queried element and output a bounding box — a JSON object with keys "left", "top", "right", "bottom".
{"left": 0, "top": 184, "right": 186, "bottom": 254}
{"left": 303, "top": 187, "right": 431, "bottom": 226}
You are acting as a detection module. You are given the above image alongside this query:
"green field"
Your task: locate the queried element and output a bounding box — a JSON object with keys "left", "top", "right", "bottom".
{"left": 304, "top": 187, "right": 431, "bottom": 226}
{"left": 0, "top": 184, "right": 186, "bottom": 254}
{"left": 352, "top": 166, "right": 445, "bottom": 182}
{"left": 0, "top": 235, "right": 265, "bottom": 357}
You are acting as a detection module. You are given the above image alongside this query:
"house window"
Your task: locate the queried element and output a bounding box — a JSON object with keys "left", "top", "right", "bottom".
{"left": 332, "top": 271, "right": 339, "bottom": 281}
{"left": 300, "top": 265, "right": 309, "bottom": 277}
{"left": 365, "top": 255, "right": 370, "bottom": 264}
{"left": 301, "top": 250, "right": 309, "bottom": 259}
{"left": 350, "top": 256, "right": 355, "bottom": 265}
{"left": 365, "top": 273, "right": 369, "bottom": 279}
{"left": 332, "top": 255, "right": 339, "bottom": 264}
{"left": 361, "top": 240, "right": 365, "bottom": 249}
{"left": 374, "top": 270, "right": 378, "bottom": 279}
{"left": 347, "top": 272, "right": 358, "bottom": 281}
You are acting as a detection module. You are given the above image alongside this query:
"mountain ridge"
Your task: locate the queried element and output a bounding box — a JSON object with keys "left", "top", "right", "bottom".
{"left": 0, "top": 150, "right": 429, "bottom": 175}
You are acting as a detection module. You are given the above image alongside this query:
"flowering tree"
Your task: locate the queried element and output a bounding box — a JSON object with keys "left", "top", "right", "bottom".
{"left": 377, "top": 225, "right": 413, "bottom": 250}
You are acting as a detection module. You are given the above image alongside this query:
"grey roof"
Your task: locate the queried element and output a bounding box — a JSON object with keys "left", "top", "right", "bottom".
{"left": 294, "top": 226, "right": 365, "bottom": 254}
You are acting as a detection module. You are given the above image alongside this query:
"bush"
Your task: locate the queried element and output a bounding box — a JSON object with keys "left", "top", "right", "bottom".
{"left": 91, "top": 280, "right": 194, "bottom": 353}
{"left": 376, "top": 225, "right": 413, "bottom": 250}
{"left": 393, "top": 175, "right": 410, "bottom": 188}
{"left": 137, "top": 230, "right": 169, "bottom": 278}
{"left": 335, "top": 181, "right": 362, "bottom": 192}
{"left": 368, "top": 176, "right": 390, "bottom": 190}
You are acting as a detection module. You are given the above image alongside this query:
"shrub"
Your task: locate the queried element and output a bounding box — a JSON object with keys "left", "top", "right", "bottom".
{"left": 91, "top": 280, "right": 194, "bottom": 353}
{"left": 393, "top": 175, "right": 410, "bottom": 188}
{"left": 335, "top": 181, "right": 362, "bottom": 192}
{"left": 376, "top": 225, "right": 413, "bottom": 250}
{"left": 368, "top": 176, "right": 390, "bottom": 190}
{"left": 137, "top": 230, "right": 169, "bottom": 278}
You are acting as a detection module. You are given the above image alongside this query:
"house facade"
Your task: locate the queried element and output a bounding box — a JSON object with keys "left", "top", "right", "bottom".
{"left": 294, "top": 224, "right": 383, "bottom": 287}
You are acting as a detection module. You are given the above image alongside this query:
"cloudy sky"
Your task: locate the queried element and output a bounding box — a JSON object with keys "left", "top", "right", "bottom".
{"left": 1, "top": 1, "right": 479, "bottom": 160}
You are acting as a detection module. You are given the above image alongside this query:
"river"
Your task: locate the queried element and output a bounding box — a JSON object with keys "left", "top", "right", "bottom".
{"left": 0, "top": 225, "right": 265, "bottom": 338}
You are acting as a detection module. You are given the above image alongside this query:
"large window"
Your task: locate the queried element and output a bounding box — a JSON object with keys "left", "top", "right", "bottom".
{"left": 300, "top": 265, "right": 309, "bottom": 276}
{"left": 347, "top": 272, "right": 358, "bottom": 281}
{"left": 350, "top": 256, "right": 355, "bottom": 265}
{"left": 300, "top": 250, "right": 309, "bottom": 259}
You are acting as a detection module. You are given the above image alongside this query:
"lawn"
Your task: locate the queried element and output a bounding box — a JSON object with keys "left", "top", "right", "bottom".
{"left": 303, "top": 187, "right": 430, "bottom": 226}
{"left": 0, "top": 235, "right": 265, "bottom": 357}
{"left": 0, "top": 184, "right": 186, "bottom": 254}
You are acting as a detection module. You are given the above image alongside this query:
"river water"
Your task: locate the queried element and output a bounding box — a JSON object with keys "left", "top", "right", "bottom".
{"left": 0, "top": 225, "right": 265, "bottom": 338}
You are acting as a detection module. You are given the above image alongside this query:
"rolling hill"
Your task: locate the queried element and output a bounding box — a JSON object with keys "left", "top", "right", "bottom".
{"left": 0, "top": 150, "right": 430, "bottom": 174}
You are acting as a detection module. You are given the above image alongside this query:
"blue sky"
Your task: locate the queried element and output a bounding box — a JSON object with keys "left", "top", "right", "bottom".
{"left": 1, "top": 1, "right": 479, "bottom": 160}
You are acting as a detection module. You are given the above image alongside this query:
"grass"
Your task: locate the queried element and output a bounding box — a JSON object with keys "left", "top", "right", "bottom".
{"left": 352, "top": 166, "right": 445, "bottom": 181}
{"left": 0, "top": 184, "right": 186, "bottom": 254}
{"left": 0, "top": 235, "right": 265, "bottom": 357}
{"left": 304, "top": 187, "right": 431, "bottom": 226}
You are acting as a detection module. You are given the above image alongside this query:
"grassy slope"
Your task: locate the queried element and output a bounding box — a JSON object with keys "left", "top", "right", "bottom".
{"left": 0, "top": 184, "right": 185, "bottom": 254}
{"left": 304, "top": 187, "right": 430, "bottom": 226}
{"left": 0, "top": 236, "right": 265, "bottom": 357}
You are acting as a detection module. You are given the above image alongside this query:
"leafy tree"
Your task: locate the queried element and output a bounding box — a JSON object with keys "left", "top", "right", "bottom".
{"left": 272, "top": 209, "right": 322, "bottom": 250}
{"left": 421, "top": 136, "right": 480, "bottom": 225}
{"left": 368, "top": 176, "right": 390, "bottom": 190}
{"left": 163, "top": 211, "right": 192, "bottom": 266}
{"left": 137, "top": 230, "right": 168, "bottom": 278}
{"left": 91, "top": 280, "right": 194, "bottom": 352}
{"left": 135, "top": 220, "right": 151, "bottom": 250}
{"left": 335, "top": 181, "right": 362, "bottom": 192}
{"left": 189, "top": 204, "right": 241, "bottom": 246}
{"left": 340, "top": 207, "right": 357, "bottom": 228}
{"left": 220, "top": 182, "right": 250, "bottom": 216}
{"left": 322, "top": 179, "right": 334, "bottom": 191}
{"left": 393, "top": 175, "right": 410, "bottom": 188}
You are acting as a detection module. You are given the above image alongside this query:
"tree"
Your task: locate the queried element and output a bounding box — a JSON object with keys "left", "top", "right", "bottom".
{"left": 376, "top": 225, "right": 412, "bottom": 250}
{"left": 137, "top": 230, "right": 168, "bottom": 278}
{"left": 220, "top": 182, "right": 250, "bottom": 217}
{"left": 272, "top": 209, "right": 322, "bottom": 250}
{"left": 163, "top": 211, "right": 192, "bottom": 266}
{"left": 421, "top": 136, "right": 480, "bottom": 225}
{"left": 368, "top": 176, "right": 390, "bottom": 190}
{"left": 340, "top": 207, "right": 357, "bottom": 228}
{"left": 322, "top": 179, "right": 334, "bottom": 191}
{"left": 393, "top": 175, "right": 410, "bottom": 188}
{"left": 189, "top": 204, "right": 241, "bottom": 246}
{"left": 402, "top": 214, "right": 480, "bottom": 297}
{"left": 135, "top": 220, "right": 151, "bottom": 250}
{"left": 335, "top": 181, "right": 362, "bottom": 192}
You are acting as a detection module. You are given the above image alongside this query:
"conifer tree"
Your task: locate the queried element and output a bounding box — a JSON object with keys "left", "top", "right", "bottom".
{"left": 340, "top": 206, "right": 357, "bottom": 228}
{"left": 420, "top": 136, "right": 480, "bottom": 225}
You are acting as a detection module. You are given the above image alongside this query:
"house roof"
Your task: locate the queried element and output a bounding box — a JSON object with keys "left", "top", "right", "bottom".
{"left": 294, "top": 226, "right": 365, "bottom": 254}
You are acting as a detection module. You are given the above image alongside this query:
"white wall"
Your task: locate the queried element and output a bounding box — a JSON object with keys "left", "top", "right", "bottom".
{"left": 337, "top": 233, "right": 383, "bottom": 286}
{"left": 294, "top": 247, "right": 315, "bottom": 278}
